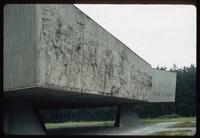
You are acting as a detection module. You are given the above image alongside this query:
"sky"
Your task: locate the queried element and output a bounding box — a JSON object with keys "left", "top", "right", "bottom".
{"left": 75, "top": 4, "right": 196, "bottom": 69}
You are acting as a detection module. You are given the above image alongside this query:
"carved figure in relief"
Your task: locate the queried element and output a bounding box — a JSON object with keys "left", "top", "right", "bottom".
{"left": 103, "top": 49, "right": 115, "bottom": 92}
{"left": 87, "top": 40, "right": 98, "bottom": 76}
{"left": 97, "top": 48, "right": 112, "bottom": 92}
{"left": 97, "top": 48, "right": 106, "bottom": 92}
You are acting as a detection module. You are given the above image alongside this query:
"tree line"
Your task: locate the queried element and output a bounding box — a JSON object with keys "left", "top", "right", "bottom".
{"left": 40, "top": 64, "right": 196, "bottom": 123}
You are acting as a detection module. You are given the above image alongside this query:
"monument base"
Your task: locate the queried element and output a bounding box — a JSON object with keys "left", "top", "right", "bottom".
{"left": 4, "top": 100, "right": 46, "bottom": 135}
{"left": 4, "top": 100, "right": 143, "bottom": 135}
{"left": 115, "top": 104, "right": 142, "bottom": 128}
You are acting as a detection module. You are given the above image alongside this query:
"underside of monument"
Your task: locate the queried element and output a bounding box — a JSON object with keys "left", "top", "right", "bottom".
{"left": 3, "top": 4, "right": 177, "bottom": 135}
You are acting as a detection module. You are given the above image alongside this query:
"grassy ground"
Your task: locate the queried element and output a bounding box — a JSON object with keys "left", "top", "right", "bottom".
{"left": 45, "top": 121, "right": 115, "bottom": 129}
{"left": 168, "top": 120, "right": 196, "bottom": 128}
{"left": 45, "top": 115, "right": 196, "bottom": 136}
{"left": 152, "top": 130, "right": 193, "bottom": 136}
{"left": 141, "top": 116, "right": 196, "bottom": 124}
{"left": 148, "top": 116, "right": 196, "bottom": 136}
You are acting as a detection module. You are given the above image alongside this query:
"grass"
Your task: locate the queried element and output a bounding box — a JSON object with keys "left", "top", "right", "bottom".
{"left": 141, "top": 116, "right": 196, "bottom": 124}
{"left": 45, "top": 116, "right": 196, "bottom": 129}
{"left": 152, "top": 130, "right": 193, "bottom": 136}
{"left": 45, "top": 115, "right": 196, "bottom": 136}
{"left": 148, "top": 115, "right": 196, "bottom": 136}
{"left": 158, "top": 113, "right": 182, "bottom": 119}
{"left": 168, "top": 120, "right": 196, "bottom": 128}
{"left": 45, "top": 121, "right": 115, "bottom": 129}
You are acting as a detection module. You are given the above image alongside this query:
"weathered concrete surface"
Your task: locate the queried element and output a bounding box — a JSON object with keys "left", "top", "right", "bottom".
{"left": 4, "top": 4, "right": 38, "bottom": 90}
{"left": 37, "top": 5, "right": 152, "bottom": 101}
{"left": 115, "top": 104, "right": 142, "bottom": 127}
{"left": 3, "top": 4, "right": 177, "bottom": 135}
{"left": 4, "top": 4, "right": 176, "bottom": 103}
{"left": 149, "top": 69, "right": 177, "bottom": 102}
{"left": 4, "top": 100, "right": 46, "bottom": 135}
{"left": 4, "top": 4, "right": 152, "bottom": 101}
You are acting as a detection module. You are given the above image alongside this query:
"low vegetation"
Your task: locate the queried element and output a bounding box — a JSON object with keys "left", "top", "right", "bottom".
{"left": 168, "top": 120, "right": 196, "bottom": 128}
{"left": 158, "top": 113, "right": 181, "bottom": 119}
{"left": 141, "top": 115, "right": 196, "bottom": 124}
{"left": 148, "top": 115, "right": 196, "bottom": 136}
{"left": 152, "top": 130, "right": 193, "bottom": 136}
{"left": 45, "top": 121, "right": 115, "bottom": 129}
{"left": 45, "top": 115, "right": 196, "bottom": 129}
{"left": 44, "top": 115, "right": 196, "bottom": 136}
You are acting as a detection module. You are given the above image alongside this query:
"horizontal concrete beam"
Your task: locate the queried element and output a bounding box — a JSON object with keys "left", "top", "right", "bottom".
{"left": 4, "top": 4, "right": 176, "bottom": 104}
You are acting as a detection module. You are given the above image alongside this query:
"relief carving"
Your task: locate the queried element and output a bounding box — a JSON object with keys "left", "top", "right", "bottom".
{"left": 39, "top": 5, "right": 152, "bottom": 99}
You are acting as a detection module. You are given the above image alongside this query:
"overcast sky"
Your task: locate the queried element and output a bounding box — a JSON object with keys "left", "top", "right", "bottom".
{"left": 75, "top": 4, "right": 196, "bottom": 69}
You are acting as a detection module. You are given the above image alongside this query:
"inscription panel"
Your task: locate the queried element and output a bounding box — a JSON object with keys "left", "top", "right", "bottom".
{"left": 149, "top": 69, "right": 176, "bottom": 102}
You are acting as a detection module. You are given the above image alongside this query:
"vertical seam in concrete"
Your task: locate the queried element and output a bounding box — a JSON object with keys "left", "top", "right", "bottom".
{"left": 35, "top": 4, "right": 42, "bottom": 87}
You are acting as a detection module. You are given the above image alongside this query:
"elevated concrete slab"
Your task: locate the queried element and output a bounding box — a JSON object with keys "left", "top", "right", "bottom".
{"left": 4, "top": 4, "right": 176, "bottom": 104}
{"left": 5, "top": 88, "right": 143, "bottom": 109}
{"left": 4, "top": 4, "right": 152, "bottom": 102}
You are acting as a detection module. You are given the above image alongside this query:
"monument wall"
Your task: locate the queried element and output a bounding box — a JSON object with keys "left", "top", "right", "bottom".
{"left": 4, "top": 4, "right": 176, "bottom": 103}
{"left": 4, "top": 4, "right": 38, "bottom": 90}
{"left": 37, "top": 5, "right": 152, "bottom": 101}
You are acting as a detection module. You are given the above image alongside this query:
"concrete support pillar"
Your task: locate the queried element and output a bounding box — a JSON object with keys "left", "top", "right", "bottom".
{"left": 115, "top": 104, "right": 142, "bottom": 128}
{"left": 4, "top": 100, "right": 46, "bottom": 135}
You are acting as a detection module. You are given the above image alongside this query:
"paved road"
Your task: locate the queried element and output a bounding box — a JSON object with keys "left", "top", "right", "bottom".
{"left": 47, "top": 121, "right": 196, "bottom": 135}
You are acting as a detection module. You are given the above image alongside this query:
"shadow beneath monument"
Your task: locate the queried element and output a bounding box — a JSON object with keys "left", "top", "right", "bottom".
{"left": 4, "top": 99, "right": 144, "bottom": 135}
{"left": 46, "top": 104, "right": 144, "bottom": 135}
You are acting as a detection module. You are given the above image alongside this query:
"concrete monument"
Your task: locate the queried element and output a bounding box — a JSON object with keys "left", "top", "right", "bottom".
{"left": 4, "top": 4, "right": 177, "bottom": 135}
